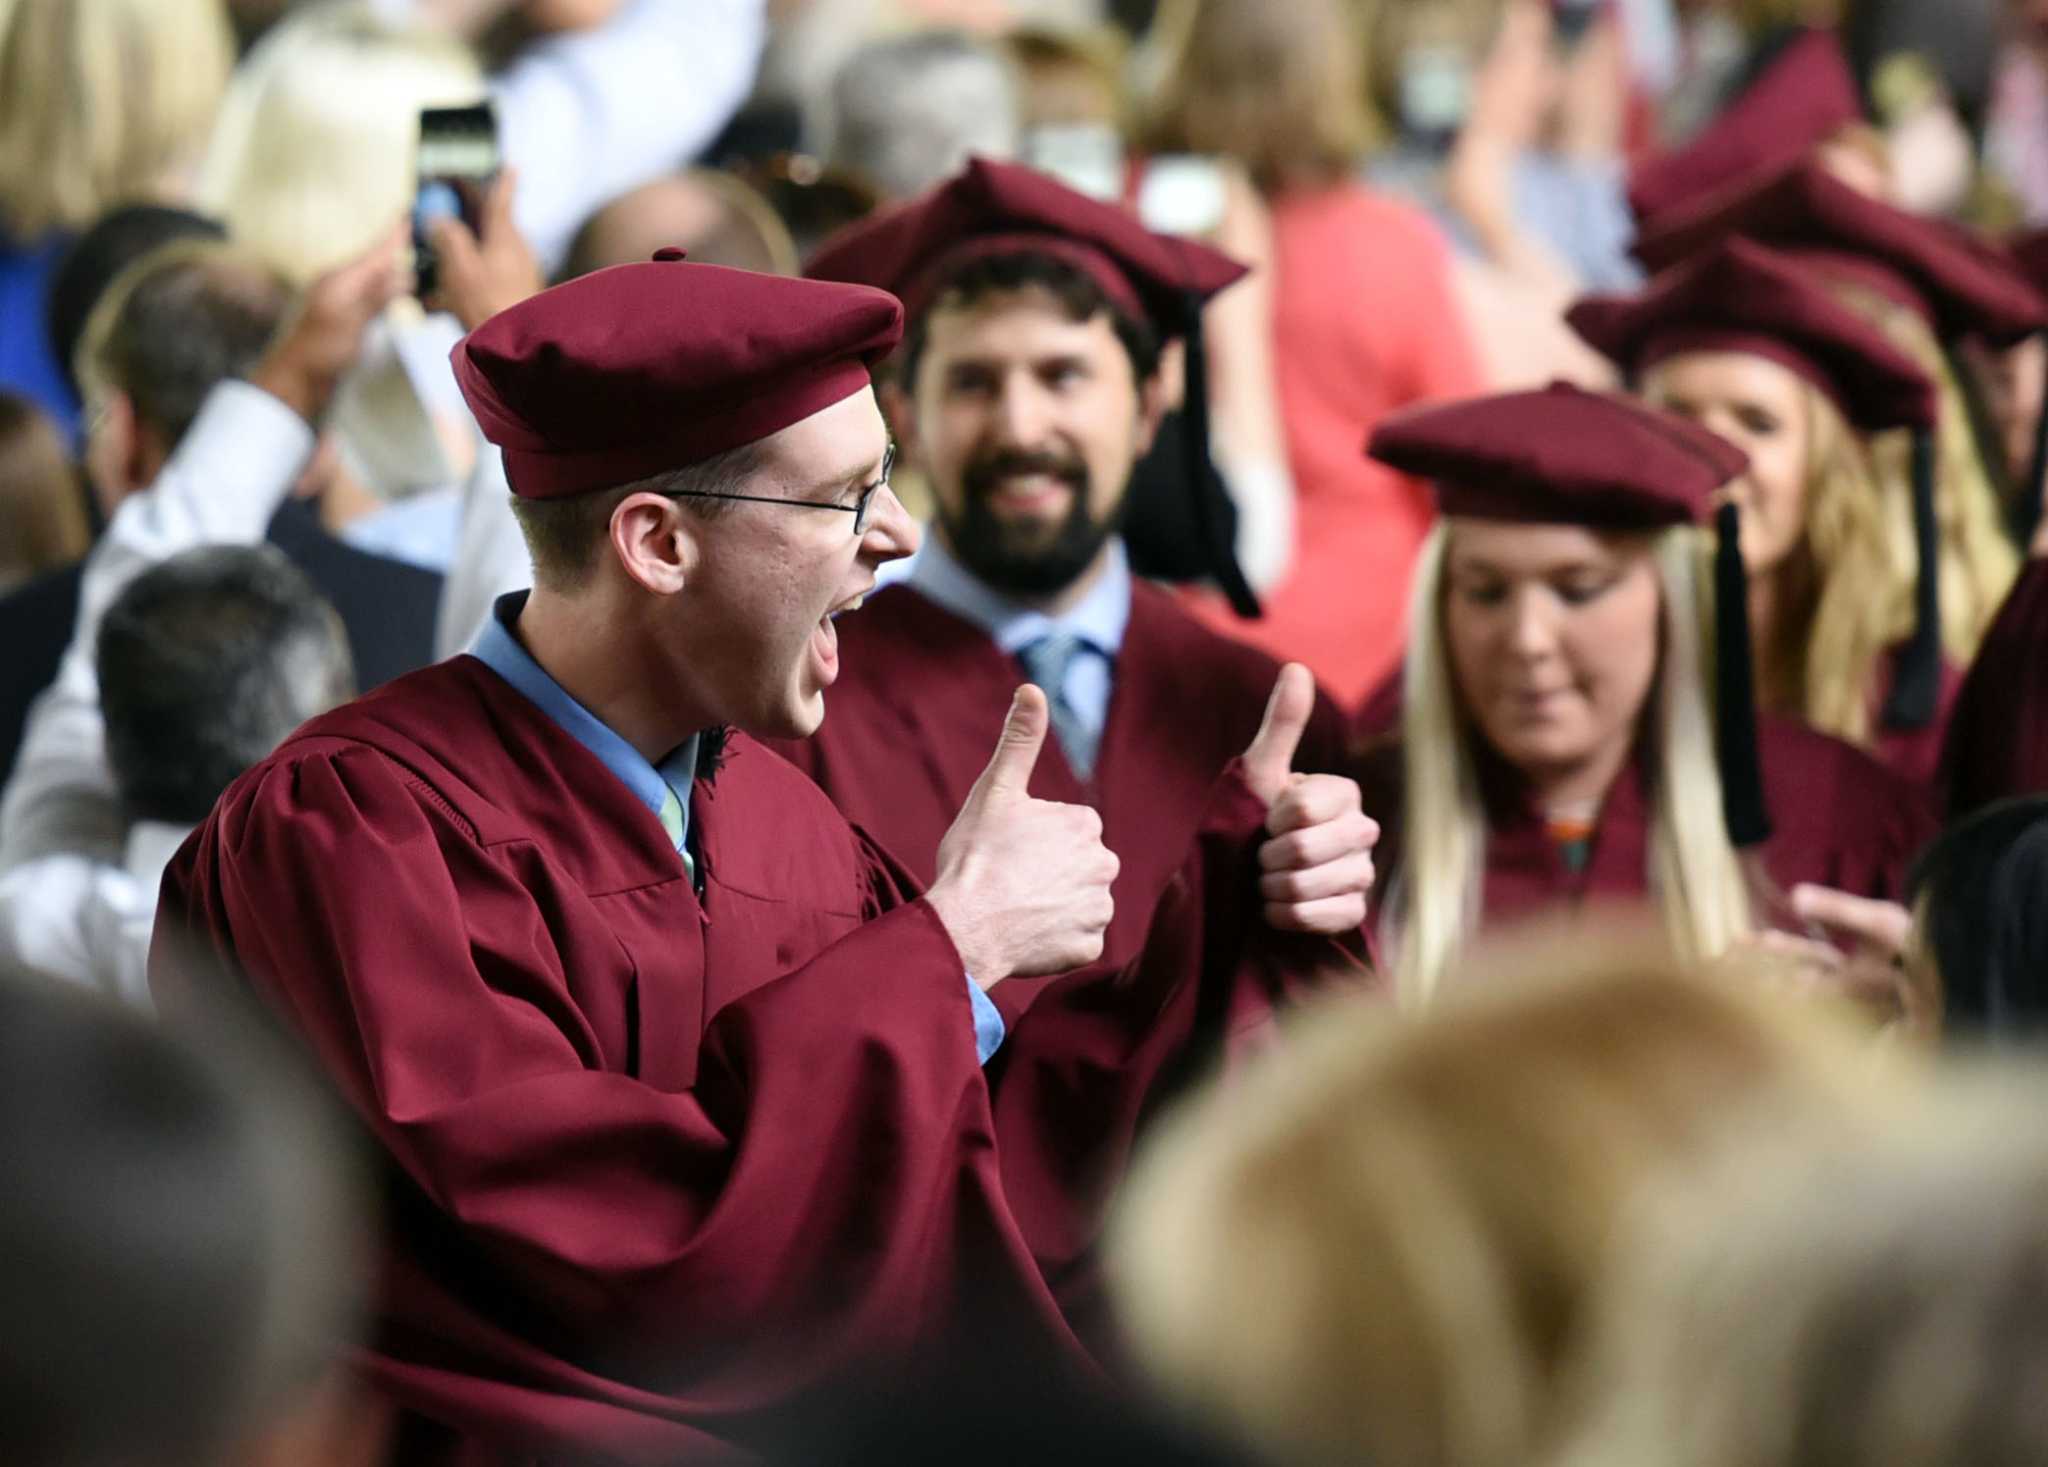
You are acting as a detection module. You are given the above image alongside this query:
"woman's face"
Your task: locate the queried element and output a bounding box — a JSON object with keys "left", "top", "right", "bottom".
{"left": 1647, "top": 352, "right": 1815, "bottom": 576}
{"left": 1443, "top": 520, "right": 1664, "bottom": 787}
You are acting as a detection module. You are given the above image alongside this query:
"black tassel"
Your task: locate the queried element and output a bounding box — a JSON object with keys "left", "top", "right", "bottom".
{"left": 1881, "top": 426, "right": 1942, "bottom": 730}
{"left": 1714, "top": 502, "right": 1772, "bottom": 848}
{"left": 2022, "top": 328, "right": 2048, "bottom": 551}
{"left": 1177, "top": 295, "right": 1261, "bottom": 619}
{"left": 695, "top": 724, "right": 731, "bottom": 785}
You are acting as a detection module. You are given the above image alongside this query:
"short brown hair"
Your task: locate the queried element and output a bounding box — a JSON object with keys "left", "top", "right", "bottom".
{"left": 510, "top": 440, "right": 766, "bottom": 593}
{"left": 79, "top": 242, "right": 292, "bottom": 448}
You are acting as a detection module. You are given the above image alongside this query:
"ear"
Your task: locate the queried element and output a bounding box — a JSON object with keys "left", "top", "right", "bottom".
{"left": 84, "top": 392, "right": 145, "bottom": 515}
{"left": 608, "top": 492, "right": 701, "bottom": 596}
{"left": 1132, "top": 364, "right": 1172, "bottom": 459}
{"left": 879, "top": 377, "right": 923, "bottom": 472}
{"left": 128, "top": 414, "right": 173, "bottom": 492}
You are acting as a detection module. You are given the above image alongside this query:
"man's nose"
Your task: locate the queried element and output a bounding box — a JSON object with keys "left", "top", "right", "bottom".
{"left": 990, "top": 372, "right": 1056, "bottom": 449}
{"left": 858, "top": 483, "right": 918, "bottom": 565}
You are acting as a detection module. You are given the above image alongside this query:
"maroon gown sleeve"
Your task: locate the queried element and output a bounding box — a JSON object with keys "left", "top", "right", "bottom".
{"left": 986, "top": 760, "right": 1369, "bottom": 1356}
{"left": 1944, "top": 557, "right": 2048, "bottom": 816}
{"left": 152, "top": 744, "right": 1071, "bottom": 1461}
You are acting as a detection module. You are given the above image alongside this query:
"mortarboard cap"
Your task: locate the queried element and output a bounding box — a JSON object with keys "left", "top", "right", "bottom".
{"left": 1568, "top": 238, "right": 1937, "bottom": 433}
{"left": 805, "top": 156, "right": 1261, "bottom": 616}
{"left": 1366, "top": 381, "right": 1747, "bottom": 528}
{"left": 804, "top": 155, "right": 1247, "bottom": 334}
{"left": 453, "top": 250, "right": 904, "bottom": 500}
{"left": 1627, "top": 28, "right": 1863, "bottom": 230}
{"left": 1368, "top": 383, "right": 1771, "bottom": 847}
{"left": 1634, "top": 161, "right": 2048, "bottom": 348}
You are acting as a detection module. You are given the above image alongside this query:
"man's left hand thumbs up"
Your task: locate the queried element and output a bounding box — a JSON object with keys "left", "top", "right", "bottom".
{"left": 1240, "top": 664, "right": 1379, "bottom": 935}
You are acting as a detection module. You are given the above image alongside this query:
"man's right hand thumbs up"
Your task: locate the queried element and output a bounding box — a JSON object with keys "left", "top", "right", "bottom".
{"left": 927, "top": 686, "right": 1120, "bottom": 987}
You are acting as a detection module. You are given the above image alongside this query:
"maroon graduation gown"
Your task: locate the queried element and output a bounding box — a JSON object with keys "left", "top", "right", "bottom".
{"left": 1868, "top": 646, "right": 1963, "bottom": 791}
{"left": 1944, "top": 556, "right": 2048, "bottom": 815}
{"left": 1355, "top": 714, "right": 1935, "bottom": 938}
{"left": 150, "top": 656, "right": 1323, "bottom": 1465}
{"left": 767, "top": 581, "right": 1353, "bottom": 1005}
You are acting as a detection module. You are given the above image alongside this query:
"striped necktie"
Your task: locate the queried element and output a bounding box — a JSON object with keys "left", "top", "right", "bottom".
{"left": 1018, "top": 632, "right": 1098, "bottom": 780}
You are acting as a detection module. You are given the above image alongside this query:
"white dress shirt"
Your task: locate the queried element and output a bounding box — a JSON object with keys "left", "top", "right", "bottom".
{"left": 0, "top": 381, "right": 313, "bottom": 1002}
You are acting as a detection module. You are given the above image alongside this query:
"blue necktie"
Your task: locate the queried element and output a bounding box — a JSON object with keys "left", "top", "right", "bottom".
{"left": 1019, "top": 633, "right": 1098, "bottom": 780}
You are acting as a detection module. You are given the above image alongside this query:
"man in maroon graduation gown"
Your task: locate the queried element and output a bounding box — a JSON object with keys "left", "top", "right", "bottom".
{"left": 149, "top": 254, "right": 1378, "bottom": 1464}
{"left": 772, "top": 159, "right": 1358, "bottom": 992}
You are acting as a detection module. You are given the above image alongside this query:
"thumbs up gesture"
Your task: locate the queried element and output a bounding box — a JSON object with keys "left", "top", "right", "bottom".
{"left": 926, "top": 686, "right": 1122, "bottom": 986}
{"left": 1242, "top": 664, "right": 1379, "bottom": 934}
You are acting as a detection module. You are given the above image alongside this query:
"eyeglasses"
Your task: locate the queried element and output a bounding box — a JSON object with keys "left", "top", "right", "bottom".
{"left": 662, "top": 443, "right": 895, "bottom": 535}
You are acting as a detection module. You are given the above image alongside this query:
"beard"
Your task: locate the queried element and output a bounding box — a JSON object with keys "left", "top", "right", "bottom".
{"left": 938, "top": 446, "right": 1123, "bottom": 597}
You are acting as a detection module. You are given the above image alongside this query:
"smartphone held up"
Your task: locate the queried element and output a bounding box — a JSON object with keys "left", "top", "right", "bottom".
{"left": 413, "top": 103, "right": 500, "bottom": 299}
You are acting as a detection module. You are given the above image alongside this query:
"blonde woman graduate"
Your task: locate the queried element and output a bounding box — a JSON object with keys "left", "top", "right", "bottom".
{"left": 1570, "top": 236, "right": 1957, "bottom": 785}
{"left": 1356, "top": 383, "right": 1933, "bottom": 1003}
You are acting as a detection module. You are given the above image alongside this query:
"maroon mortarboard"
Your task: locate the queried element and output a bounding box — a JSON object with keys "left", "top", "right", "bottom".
{"left": 805, "top": 156, "right": 1261, "bottom": 618}
{"left": 452, "top": 249, "right": 903, "bottom": 500}
{"left": 1627, "top": 28, "right": 1863, "bottom": 230}
{"left": 805, "top": 155, "right": 1247, "bottom": 333}
{"left": 1569, "top": 236, "right": 1947, "bottom": 730}
{"left": 1568, "top": 237, "right": 1937, "bottom": 433}
{"left": 1368, "top": 383, "right": 1770, "bottom": 846}
{"left": 1634, "top": 161, "right": 2048, "bottom": 348}
{"left": 1367, "top": 381, "right": 1746, "bottom": 528}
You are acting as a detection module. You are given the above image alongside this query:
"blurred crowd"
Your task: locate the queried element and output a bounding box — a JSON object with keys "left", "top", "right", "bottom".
{"left": 6, "top": 0, "right": 2048, "bottom": 1464}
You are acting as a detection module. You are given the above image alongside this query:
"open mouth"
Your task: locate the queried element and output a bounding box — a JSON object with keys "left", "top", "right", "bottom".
{"left": 825, "top": 582, "right": 874, "bottom": 621}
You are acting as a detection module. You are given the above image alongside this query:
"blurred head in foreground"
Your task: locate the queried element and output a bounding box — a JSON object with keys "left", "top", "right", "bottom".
{"left": 1904, "top": 795, "right": 2048, "bottom": 1040}
{"left": 1557, "top": 1068, "right": 2048, "bottom": 1467}
{"left": 1108, "top": 931, "right": 1906, "bottom": 1467}
{"left": 0, "top": 959, "right": 379, "bottom": 1467}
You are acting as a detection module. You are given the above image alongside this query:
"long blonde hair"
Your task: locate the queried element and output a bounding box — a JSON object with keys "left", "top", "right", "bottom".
{"left": 1788, "top": 381, "right": 1914, "bottom": 745}
{"left": 1391, "top": 525, "right": 1754, "bottom": 1003}
{"left": 1638, "top": 368, "right": 1915, "bottom": 749}
{"left": 1824, "top": 278, "right": 2020, "bottom": 661}
{"left": 0, "top": 0, "right": 233, "bottom": 239}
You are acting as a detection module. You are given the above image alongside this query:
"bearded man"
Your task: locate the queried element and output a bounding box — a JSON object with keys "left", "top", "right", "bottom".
{"left": 778, "top": 159, "right": 1361, "bottom": 991}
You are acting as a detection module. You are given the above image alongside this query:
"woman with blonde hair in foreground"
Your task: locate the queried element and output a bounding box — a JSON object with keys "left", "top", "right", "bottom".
{"left": 1355, "top": 383, "right": 1931, "bottom": 1004}
{"left": 1555, "top": 1070, "right": 2048, "bottom": 1467}
{"left": 1108, "top": 934, "right": 1907, "bottom": 1467}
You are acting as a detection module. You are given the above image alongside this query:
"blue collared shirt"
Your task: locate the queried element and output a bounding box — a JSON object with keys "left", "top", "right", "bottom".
{"left": 471, "top": 593, "right": 1005, "bottom": 1063}
{"left": 905, "top": 534, "right": 1132, "bottom": 745}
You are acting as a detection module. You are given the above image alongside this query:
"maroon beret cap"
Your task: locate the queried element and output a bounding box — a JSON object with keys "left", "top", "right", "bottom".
{"left": 803, "top": 156, "right": 1247, "bottom": 333}
{"left": 1627, "top": 28, "right": 1862, "bottom": 228}
{"left": 1633, "top": 161, "right": 2048, "bottom": 346}
{"left": 1366, "top": 382, "right": 1748, "bottom": 528}
{"left": 453, "top": 251, "right": 904, "bottom": 500}
{"left": 1567, "top": 238, "right": 1938, "bottom": 432}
